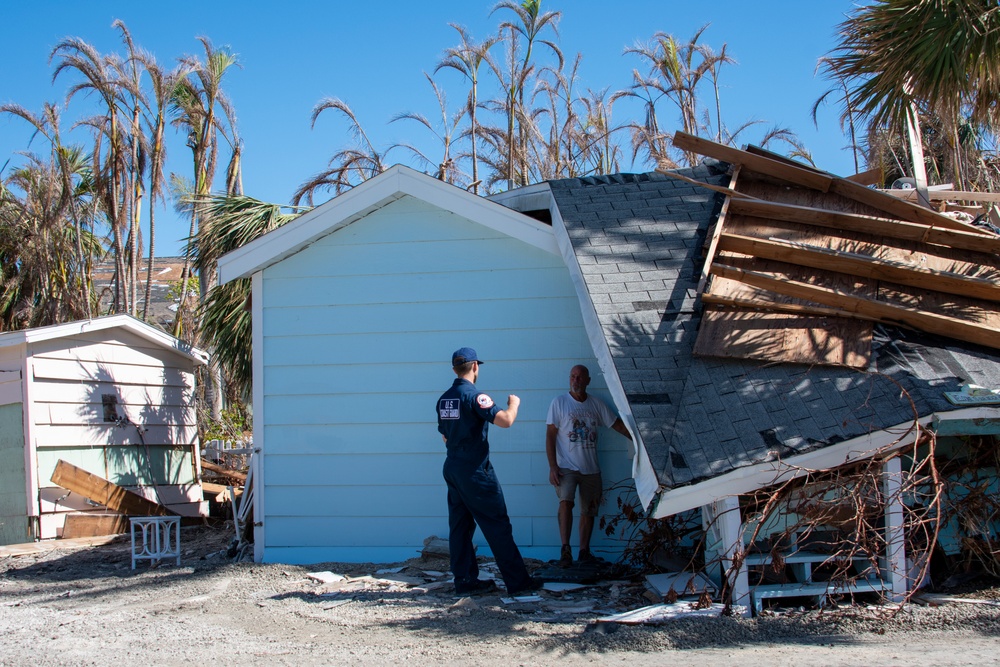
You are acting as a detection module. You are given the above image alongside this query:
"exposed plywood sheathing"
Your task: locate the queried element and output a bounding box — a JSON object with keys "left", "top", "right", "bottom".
{"left": 672, "top": 131, "right": 1000, "bottom": 365}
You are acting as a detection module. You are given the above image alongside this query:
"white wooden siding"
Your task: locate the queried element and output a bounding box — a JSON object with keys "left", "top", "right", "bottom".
{"left": 258, "top": 196, "right": 635, "bottom": 563}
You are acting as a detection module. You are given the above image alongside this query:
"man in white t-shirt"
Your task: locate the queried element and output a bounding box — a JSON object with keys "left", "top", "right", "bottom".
{"left": 545, "top": 364, "right": 631, "bottom": 567}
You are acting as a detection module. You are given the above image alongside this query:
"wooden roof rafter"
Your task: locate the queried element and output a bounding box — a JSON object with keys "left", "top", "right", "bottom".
{"left": 672, "top": 131, "right": 981, "bottom": 233}
{"left": 717, "top": 233, "right": 1000, "bottom": 303}
{"left": 674, "top": 130, "right": 1000, "bottom": 360}
{"left": 711, "top": 263, "right": 1000, "bottom": 350}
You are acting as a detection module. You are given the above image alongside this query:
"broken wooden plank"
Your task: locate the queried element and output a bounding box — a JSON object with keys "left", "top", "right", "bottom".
{"left": 829, "top": 176, "right": 978, "bottom": 232}
{"left": 672, "top": 131, "right": 835, "bottom": 192}
{"left": 200, "top": 459, "right": 247, "bottom": 483}
{"left": 655, "top": 166, "right": 756, "bottom": 201}
{"left": 674, "top": 130, "right": 975, "bottom": 231}
{"left": 710, "top": 263, "right": 1000, "bottom": 350}
{"left": 717, "top": 233, "right": 1000, "bottom": 303}
{"left": 700, "top": 292, "right": 879, "bottom": 321}
{"left": 50, "top": 459, "right": 174, "bottom": 517}
{"left": 61, "top": 513, "right": 130, "bottom": 539}
{"left": 728, "top": 198, "right": 1000, "bottom": 255}
{"left": 846, "top": 168, "right": 883, "bottom": 186}
{"left": 697, "top": 165, "right": 742, "bottom": 295}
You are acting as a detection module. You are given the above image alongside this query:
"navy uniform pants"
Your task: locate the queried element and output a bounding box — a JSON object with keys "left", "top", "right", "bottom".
{"left": 443, "top": 456, "right": 531, "bottom": 592}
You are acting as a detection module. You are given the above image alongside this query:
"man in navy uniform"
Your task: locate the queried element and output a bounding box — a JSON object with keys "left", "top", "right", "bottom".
{"left": 436, "top": 347, "right": 536, "bottom": 596}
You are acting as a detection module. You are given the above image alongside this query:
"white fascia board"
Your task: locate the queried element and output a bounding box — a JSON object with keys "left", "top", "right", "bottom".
{"left": 0, "top": 314, "right": 208, "bottom": 366}
{"left": 652, "top": 405, "right": 1000, "bottom": 519}
{"left": 219, "top": 165, "right": 557, "bottom": 284}
{"left": 395, "top": 168, "right": 558, "bottom": 256}
{"left": 651, "top": 416, "right": 930, "bottom": 519}
{"left": 547, "top": 186, "right": 660, "bottom": 510}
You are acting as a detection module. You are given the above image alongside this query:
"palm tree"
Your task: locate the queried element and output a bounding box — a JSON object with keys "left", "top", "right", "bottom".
{"left": 391, "top": 74, "right": 466, "bottom": 184}
{"left": 577, "top": 87, "right": 623, "bottom": 176}
{"left": 622, "top": 25, "right": 718, "bottom": 166}
{"left": 821, "top": 0, "right": 1000, "bottom": 189}
{"left": 191, "top": 194, "right": 303, "bottom": 399}
{"left": 0, "top": 150, "right": 101, "bottom": 329}
{"left": 111, "top": 20, "right": 147, "bottom": 317}
{"left": 50, "top": 35, "right": 131, "bottom": 314}
{"left": 812, "top": 57, "right": 864, "bottom": 175}
{"left": 1, "top": 102, "right": 96, "bottom": 317}
{"left": 293, "top": 98, "right": 392, "bottom": 205}
{"left": 169, "top": 37, "right": 239, "bottom": 333}
{"left": 491, "top": 0, "right": 562, "bottom": 188}
{"left": 136, "top": 53, "right": 185, "bottom": 321}
{"left": 436, "top": 25, "right": 499, "bottom": 194}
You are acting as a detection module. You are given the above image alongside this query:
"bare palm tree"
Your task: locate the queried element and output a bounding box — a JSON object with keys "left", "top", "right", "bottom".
{"left": 436, "top": 25, "right": 499, "bottom": 194}
{"left": 50, "top": 34, "right": 131, "bottom": 313}
{"left": 136, "top": 52, "right": 185, "bottom": 321}
{"left": 293, "top": 98, "right": 392, "bottom": 205}
{"left": 622, "top": 25, "right": 717, "bottom": 166}
{"left": 170, "top": 36, "right": 240, "bottom": 338}
{"left": 491, "top": 0, "right": 562, "bottom": 188}
{"left": 391, "top": 74, "right": 466, "bottom": 184}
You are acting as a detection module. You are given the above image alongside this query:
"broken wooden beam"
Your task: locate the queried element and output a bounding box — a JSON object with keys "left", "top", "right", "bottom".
{"left": 700, "top": 292, "right": 879, "bottom": 321}
{"left": 61, "top": 513, "right": 130, "bottom": 539}
{"left": 673, "top": 131, "right": 835, "bottom": 192}
{"left": 710, "top": 263, "right": 1000, "bottom": 350}
{"left": 200, "top": 459, "right": 247, "bottom": 483}
{"left": 717, "top": 233, "right": 1000, "bottom": 303}
{"left": 728, "top": 198, "right": 1000, "bottom": 256}
{"left": 50, "top": 460, "right": 174, "bottom": 517}
{"left": 673, "top": 130, "right": 975, "bottom": 232}
{"left": 697, "top": 164, "right": 743, "bottom": 295}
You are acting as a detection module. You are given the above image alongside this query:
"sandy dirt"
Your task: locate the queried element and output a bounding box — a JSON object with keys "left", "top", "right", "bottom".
{"left": 2, "top": 524, "right": 999, "bottom": 666}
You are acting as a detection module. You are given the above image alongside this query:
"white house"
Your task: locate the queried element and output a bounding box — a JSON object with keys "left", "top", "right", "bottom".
{"left": 0, "top": 315, "right": 209, "bottom": 545}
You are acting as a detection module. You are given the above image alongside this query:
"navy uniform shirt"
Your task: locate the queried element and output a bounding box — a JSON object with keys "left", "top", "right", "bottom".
{"left": 437, "top": 378, "right": 501, "bottom": 464}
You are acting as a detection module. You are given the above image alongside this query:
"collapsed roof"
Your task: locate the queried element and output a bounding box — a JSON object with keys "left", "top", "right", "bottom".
{"left": 542, "top": 133, "right": 1000, "bottom": 518}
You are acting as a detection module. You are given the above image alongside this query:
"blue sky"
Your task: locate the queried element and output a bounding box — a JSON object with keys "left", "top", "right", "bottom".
{"left": 1, "top": 1, "right": 858, "bottom": 257}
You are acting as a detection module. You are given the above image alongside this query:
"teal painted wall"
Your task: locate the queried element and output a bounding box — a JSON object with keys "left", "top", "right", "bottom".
{"left": 259, "top": 196, "right": 635, "bottom": 563}
{"left": 0, "top": 402, "right": 28, "bottom": 545}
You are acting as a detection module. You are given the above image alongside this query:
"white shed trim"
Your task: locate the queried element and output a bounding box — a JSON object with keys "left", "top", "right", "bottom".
{"left": 219, "top": 165, "right": 558, "bottom": 285}
{"left": 0, "top": 315, "right": 208, "bottom": 366}
{"left": 251, "top": 270, "right": 265, "bottom": 563}
{"left": 543, "top": 184, "right": 660, "bottom": 510}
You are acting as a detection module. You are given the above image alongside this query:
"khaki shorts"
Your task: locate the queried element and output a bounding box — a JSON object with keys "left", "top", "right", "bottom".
{"left": 556, "top": 468, "right": 603, "bottom": 517}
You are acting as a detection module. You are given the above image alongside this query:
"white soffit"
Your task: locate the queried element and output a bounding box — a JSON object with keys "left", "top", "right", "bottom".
{"left": 218, "top": 165, "right": 558, "bottom": 284}
{"left": 0, "top": 314, "right": 208, "bottom": 365}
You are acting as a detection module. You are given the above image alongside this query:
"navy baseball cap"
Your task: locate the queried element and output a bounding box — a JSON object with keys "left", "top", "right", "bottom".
{"left": 451, "top": 347, "right": 483, "bottom": 366}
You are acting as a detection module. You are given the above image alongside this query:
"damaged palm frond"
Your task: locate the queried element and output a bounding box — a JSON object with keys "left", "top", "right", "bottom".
{"left": 188, "top": 193, "right": 303, "bottom": 399}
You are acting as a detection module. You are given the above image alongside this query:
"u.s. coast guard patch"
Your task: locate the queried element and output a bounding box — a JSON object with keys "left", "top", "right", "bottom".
{"left": 439, "top": 398, "right": 460, "bottom": 419}
{"left": 476, "top": 394, "right": 495, "bottom": 409}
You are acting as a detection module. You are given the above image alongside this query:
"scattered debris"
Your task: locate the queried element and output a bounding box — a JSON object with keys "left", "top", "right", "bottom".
{"left": 421, "top": 535, "right": 451, "bottom": 560}
{"left": 307, "top": 571, "right": 346, "bottom": 584}
{"left": 595, "top": 601, "right": 744, "bottom": 625}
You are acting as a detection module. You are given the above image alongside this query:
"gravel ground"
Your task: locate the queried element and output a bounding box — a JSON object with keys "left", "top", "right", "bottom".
{"left": 2, "top": 524, "right": 999, "bottom": 666}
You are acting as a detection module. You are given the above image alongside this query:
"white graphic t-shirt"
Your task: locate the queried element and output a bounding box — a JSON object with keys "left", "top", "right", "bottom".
{"left": 546, "top": 393, "right": 616, "bottom": 474}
